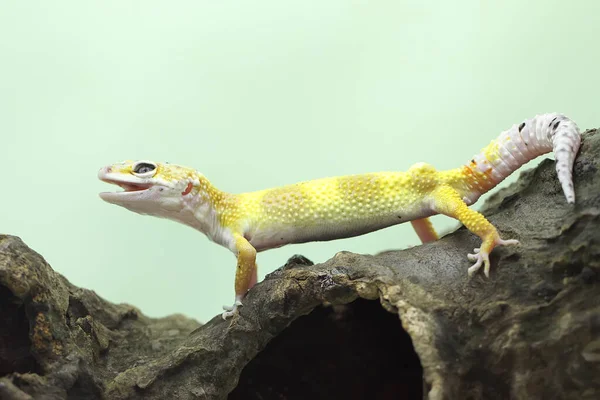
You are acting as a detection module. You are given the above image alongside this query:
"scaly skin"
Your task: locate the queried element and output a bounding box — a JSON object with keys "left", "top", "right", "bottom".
{"left": 98, "top": 113, "right": 581, "bottom": 318}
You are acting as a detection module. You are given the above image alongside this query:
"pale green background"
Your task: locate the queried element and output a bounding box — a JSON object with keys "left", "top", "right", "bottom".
{"left": 1, "top": 1, "right": 598, "bottom": 322}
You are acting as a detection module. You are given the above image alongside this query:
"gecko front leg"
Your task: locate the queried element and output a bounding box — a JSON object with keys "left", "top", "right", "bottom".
{"left": 222, "top": 233, "right": 257, "bottom": 319}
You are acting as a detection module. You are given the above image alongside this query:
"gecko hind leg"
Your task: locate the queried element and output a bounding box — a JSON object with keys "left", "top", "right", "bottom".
{"left": 410, "top": 217, "right": 439, "bottom": 243}
{"left": 432, "top": 185, "right": 520, "bottom": 277}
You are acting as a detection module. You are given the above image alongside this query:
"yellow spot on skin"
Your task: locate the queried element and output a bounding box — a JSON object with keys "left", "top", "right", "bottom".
{"left": 110, "top": 162, "right": 134, "bottom": 175}
{"left": 482, "top": 140, "right": 501, "bottom": 163}
{"left": 259, "top": 184, "right": 311, "bottom": 223}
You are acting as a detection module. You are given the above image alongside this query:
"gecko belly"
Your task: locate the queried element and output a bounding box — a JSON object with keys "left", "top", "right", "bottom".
{"left": 247, "top": 209, "right": 433, "bottom": 252}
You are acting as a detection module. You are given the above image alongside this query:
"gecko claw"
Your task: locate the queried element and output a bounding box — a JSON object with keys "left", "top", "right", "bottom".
{"left": 221, "top": 297, "right": 244, "bottom": 319}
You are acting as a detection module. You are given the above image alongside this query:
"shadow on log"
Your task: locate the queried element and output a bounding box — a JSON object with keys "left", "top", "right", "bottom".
{"left": 1, "top": 129, "right": 599, "bottom": 400}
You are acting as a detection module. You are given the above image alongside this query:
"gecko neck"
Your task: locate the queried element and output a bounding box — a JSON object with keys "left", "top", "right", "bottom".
{"left": 193, "top": 174, "right": 230, "bottom": 208}
{"left": 181, "top": 174, "right": 237, "bottom": 247}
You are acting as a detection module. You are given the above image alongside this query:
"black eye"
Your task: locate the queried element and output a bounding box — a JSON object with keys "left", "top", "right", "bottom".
{"left": 133, "top": 162, "right": 156, "bottom": 174}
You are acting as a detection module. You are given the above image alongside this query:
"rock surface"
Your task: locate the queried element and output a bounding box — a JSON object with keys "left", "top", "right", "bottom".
{"left": 1, "top": 129, "right": 599, "bottom": 400}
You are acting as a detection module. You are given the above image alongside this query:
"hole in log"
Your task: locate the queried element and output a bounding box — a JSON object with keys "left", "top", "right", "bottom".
{"left": 0, "top": 285, "right": 40, "bottom": 375}
{"left": 229, "top": 298, "right": 423, "bottom": 399}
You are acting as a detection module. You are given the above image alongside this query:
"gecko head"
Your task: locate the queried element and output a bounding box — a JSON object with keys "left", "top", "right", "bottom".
{"left": 98, "top": 160, "right": 199, "bottom": 216}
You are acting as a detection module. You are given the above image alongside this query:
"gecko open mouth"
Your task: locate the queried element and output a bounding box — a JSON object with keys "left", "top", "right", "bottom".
{"left": 98, "top": 182, "right": 152, "bottom": 203}
{"left": 116, "top": 182, "right": 151, "bottom": 192}
{"left": 98, "top": 178, "right": 152, "bottom": 200}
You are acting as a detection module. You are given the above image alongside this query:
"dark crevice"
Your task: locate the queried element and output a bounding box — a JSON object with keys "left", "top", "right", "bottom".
{"left": 66, "top": 369, "right": 104, "bottom": 400}
{"left": 229, "top": 299, "right": 423, "bottom": 400}
{"left": 0, "top": 285, "right": 40, "bottom": 376}
{"left": 66, "top": 296, "right": 90, "bottom": 328}
{"left": 68, "top": 296, "right": 90, "bottom": 320}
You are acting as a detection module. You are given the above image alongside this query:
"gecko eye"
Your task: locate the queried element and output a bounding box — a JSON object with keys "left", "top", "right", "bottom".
{"left": 133, "top": 162, "right": 156, "bottom": 176}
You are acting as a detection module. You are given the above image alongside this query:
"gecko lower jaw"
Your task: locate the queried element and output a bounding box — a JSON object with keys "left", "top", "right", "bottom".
{"left": 99, "top": 188, "right": 149, "bottom": 200}
{"left": 98, "top": 181, "right": 153, "bottom": 202}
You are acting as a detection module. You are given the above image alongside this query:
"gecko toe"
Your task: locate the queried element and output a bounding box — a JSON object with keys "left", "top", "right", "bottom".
{"left": 498, "top": 238, "right": 519, "bottom": 247}
{"left": 222, "top": 296, "right": 244, "bottom": 319}
{"left": 467, "top": 251, "right": 490, "bottom": 277}
{"left": 467, "top": 257, "right": 483, "bottom": 276}
{"left": 483, "top": 259, "right": 491, "bottom": 277}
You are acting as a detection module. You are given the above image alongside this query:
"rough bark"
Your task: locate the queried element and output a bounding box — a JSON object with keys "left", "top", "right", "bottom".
{"left": 1, "top": 129, "right": 599, "bottom": 400}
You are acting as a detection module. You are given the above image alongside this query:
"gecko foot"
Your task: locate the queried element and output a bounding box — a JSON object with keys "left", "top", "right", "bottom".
{"left": 222, "top": 296, "right": 244, "bottom": 320}
{"left": 467, "top": 238, "right": 519, "bottom": 277}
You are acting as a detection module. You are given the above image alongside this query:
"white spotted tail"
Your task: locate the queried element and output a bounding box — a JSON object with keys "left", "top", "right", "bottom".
{"left": 471, "top": 113, "right": 581, "bottom": 203}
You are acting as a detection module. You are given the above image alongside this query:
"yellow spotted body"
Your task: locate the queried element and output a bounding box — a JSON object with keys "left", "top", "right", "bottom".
{"left": 98, "top": 113, "right": 581, "bottom": 318}
{"left": 209, "top": 162, "right": 492, "bottom": 252}
{"left": 231, "top": 167, "right": 437, "bottom": 250}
